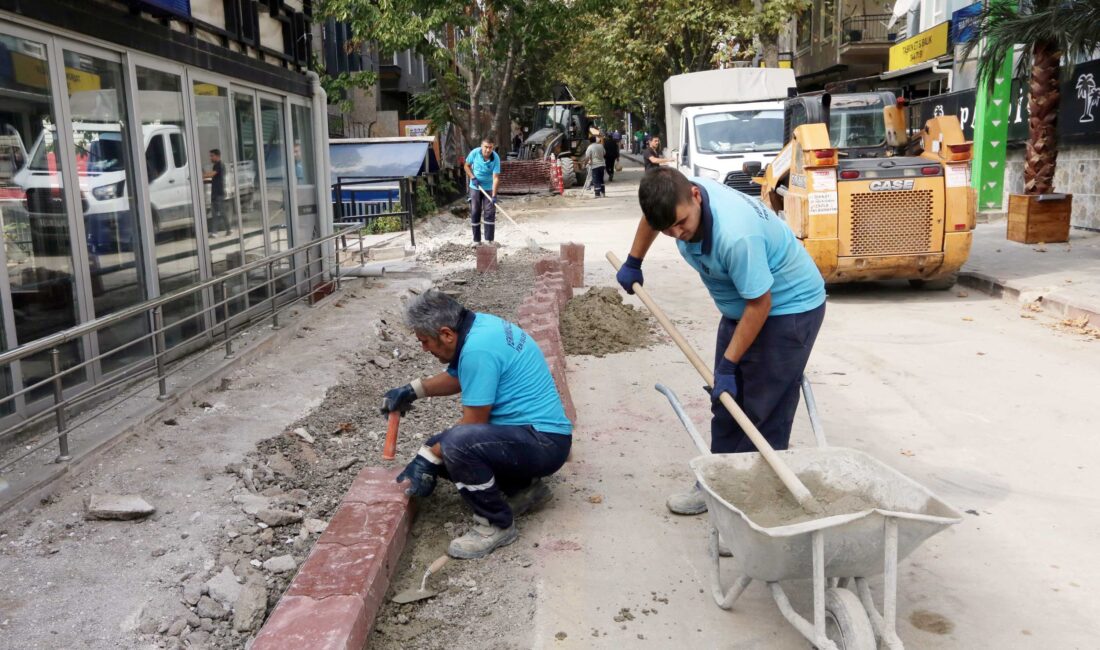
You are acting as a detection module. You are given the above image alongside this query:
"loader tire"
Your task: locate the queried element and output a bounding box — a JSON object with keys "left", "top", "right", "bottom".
{"left": 559, "top": 157, "right": 576, "bottom": 188}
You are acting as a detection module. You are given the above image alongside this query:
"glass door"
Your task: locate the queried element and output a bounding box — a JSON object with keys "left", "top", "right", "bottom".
{"left": 60, "top": 43, "right": 151, "bottom": 378}
{"left": 0, "top": 29, "right": 87, "bottom": 403}
{"left": 290, "top": 101, "right": 320, "bottom": 297}
{"left": 258, "top": 95, "right": 292, "bottom": 299}
{"left": 232, "top": 90, "right": 268, "bottom": 306}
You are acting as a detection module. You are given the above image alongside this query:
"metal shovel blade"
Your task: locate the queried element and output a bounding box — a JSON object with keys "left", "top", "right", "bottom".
{"left": 391, "top": 586, "right": 438, "bottom": 604}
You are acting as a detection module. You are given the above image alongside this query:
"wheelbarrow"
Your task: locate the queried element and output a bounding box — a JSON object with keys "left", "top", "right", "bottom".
{"left": 655, "top": 381, "right": 962, "bottom": 650}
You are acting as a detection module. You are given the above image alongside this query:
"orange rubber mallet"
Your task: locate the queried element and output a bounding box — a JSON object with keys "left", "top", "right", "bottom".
{"left": 382, "top": 411, "right": 401, "bottom": 460}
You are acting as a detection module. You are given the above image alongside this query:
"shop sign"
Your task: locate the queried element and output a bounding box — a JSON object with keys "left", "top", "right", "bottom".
{"left": 950, "top": 4, "right": 982, "bottom": 45}
{"left": 12, "top": 52, "right": 102, "bottom": 93}
{"left": 888, "top": 22, "right": 951, "bottom": 72}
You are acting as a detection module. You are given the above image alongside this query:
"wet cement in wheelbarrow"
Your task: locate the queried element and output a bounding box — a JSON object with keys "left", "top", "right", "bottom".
{"left": 702, "top": 463, "right": 882, "bottom": 528}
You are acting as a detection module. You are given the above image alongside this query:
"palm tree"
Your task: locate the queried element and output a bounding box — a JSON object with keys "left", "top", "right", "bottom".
{"left": 966, "top": 0, "right": 1100, "bottom": 195}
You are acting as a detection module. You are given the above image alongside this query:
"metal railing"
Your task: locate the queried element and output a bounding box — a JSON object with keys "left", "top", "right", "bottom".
{"left": 841, "top": 14, "right": 897, "bottom": 45}
{"left": 331, "top": 175, "right": 417, "bottom": 246}
{"left": 0, "top": 221, "right": 383, "bottom": 476}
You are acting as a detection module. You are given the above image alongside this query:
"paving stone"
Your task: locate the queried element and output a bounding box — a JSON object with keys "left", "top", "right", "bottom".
{"left": 84, "top": 494, "right": 155, "bottom": 520}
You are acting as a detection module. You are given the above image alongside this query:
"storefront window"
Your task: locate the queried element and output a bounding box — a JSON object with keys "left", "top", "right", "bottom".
{"left": 260, "top": 98, "right": 291, "bottom": 294}
{"left": 136, "top": 66, "right": 202, "bottom": 348}
{"left": 64, "top": 49, "right": 150, "bottom": 376}
{"left": 193, "top": 81, "right": 245, "bottom": 317}
{"left": 0, "top": 34, "right": 85, "bottom": 400}
{"left": 233, "top": 92, "right": 268, "bottom": 304}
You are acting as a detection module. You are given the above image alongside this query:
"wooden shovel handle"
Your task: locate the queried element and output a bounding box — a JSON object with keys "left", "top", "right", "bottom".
{"left": 606, "top": 251, "right": 814, "bottom": 506}
{"left": 382, "top": 411, "right": 400, "bottom": 460}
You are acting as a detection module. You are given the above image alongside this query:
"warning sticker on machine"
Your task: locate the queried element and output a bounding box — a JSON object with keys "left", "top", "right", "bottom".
{"left": 945, "top": 163, "right": 971, "bottom": 188}
{"left": 811, "top": 169, "right": 836, "bottom": 191}
{"left": 808, "top": 191, "right": 837, "bottom": 215}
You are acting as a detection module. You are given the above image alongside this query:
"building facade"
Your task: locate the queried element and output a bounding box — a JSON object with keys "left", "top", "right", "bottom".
{"left": 0, "top": 0, "right": 331, "bottom": 429}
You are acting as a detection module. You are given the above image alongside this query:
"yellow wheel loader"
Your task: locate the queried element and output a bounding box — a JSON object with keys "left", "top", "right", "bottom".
{"left": 747, "top": 92, "right": 975, "bottom": 288}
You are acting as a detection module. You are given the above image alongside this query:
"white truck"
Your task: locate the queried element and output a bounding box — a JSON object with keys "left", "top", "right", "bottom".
{"left": 664, "top": 68, "right": 796, "bottom": 196}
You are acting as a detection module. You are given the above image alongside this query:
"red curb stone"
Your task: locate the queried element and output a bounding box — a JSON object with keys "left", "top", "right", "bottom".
{"left": 559, "top": 242, "right": 585, "bottom": 287}
{"left": 252, "top": 595, "right": 371, "bottom": 650}
{"left": 255, "top": 466, "right": 412, "bottom": 650}
{"left": 534, "top": 257, "right": 564, "bottom": 275}
{"left": 476, "top": 245, "right": 498, "bottom": 272}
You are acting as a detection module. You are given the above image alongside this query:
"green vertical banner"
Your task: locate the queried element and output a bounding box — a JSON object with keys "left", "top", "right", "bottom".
{"left": 971, "top": 54, "right": 1013, "bottom": 211}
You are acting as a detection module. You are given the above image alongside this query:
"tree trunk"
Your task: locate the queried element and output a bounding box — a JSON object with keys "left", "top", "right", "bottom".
{"left": 1025, "top": 39, "right": 1060, "bottom": 195}
{"left": 762, "top": 38, "right": 780, "bottom": 68}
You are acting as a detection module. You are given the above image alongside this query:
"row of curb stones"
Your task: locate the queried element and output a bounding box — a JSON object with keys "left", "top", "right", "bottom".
{"left": 251, "top": 243, "right": 585, "bottom": 649}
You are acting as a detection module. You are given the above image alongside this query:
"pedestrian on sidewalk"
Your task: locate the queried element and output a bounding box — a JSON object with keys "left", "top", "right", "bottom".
{"left": 634, "top": 128, "right": 644, "bottom": 154}
{"left": 463, "top": 139, "right": 501, "bottom": 245}
{"left": 615, "top": 167, "right": 826, "bottom": 515}
{"left": 584, "top": 134, "right": 607, "bottom": 197}
{"left": 383, "top": 290, "right": 573, "bottom": 558}
{"left": 605, "top": 132, "right": 620, "bottom": 183}
{"left": 643, "top": 136, "right": 674, "bottom": 171}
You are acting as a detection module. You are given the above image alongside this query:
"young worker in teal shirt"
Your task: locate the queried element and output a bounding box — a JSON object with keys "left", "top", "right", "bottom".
{"left": 464, "top": 139, "right": 502, "bottom": 244}
{"left": 616, "top": 167, "right": 826, "bottom": 515}
{"left": 382, "top": 290, "right": 572, "bottom": 558}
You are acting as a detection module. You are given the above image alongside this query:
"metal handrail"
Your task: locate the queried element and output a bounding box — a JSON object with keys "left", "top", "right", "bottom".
{"left": 841, "top": 13, "right": 896, "bottom": 44}
{"left": 0, "top": 223, "right": 359, "bottom": 369}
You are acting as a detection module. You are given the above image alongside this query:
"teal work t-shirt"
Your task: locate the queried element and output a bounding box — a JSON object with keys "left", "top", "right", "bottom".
{"left": 677, "top": 177, "right": 826, "bottom": 320}
{"left": 447, "top": 313, "right": 572, "bottom": 435}
{"left": 466, "top": 148, "right": 501, "bottom": 190}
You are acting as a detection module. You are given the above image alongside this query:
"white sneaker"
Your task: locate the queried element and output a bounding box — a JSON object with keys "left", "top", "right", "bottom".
{"left": 666, "top": 484, "right": 708, "bottom": 515}
{"left": 448, "top": 516, "right": 519, "bottom": 559}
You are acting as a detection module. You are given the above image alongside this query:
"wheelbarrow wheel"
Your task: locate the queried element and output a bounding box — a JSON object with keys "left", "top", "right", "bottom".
{"left": 822, "top": 588, "right": 876, "bottom": 650}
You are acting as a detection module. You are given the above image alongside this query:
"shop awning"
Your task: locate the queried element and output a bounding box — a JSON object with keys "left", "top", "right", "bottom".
{"left": 329, "top": 137, "right": 440, "bottom": 184}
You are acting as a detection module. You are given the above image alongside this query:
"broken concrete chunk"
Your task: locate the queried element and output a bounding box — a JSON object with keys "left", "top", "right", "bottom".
{"left": 232, "top": 494, "right": 272, "bottom": 516}
{"left": 371, "top": 356, "right": 393, "bottom": 369}
{"left": 205, "top": 567, "right": 242, "bottom": 608}
{"left": 262, "top": 554, "right": 297, "bottom": 574}
{"left": 181, "top": 576, "right": 205, "bottom": 606}
{"left": 84, "top": 494, "right": 155, "bottom": 520}
{"left": 292, "top": 427, "right": 315, "bottom": 444}
{"left": 303, "top": 518, "right": 327, "bottom": 535}
{"left": 232, "top": 581, "right": 268, "bottom": 632}
{"left": 166, "top": 617, "right": 188, "bottom": 637}
{"left": 256, "top": 508, "right": 302, "bottom": 527}
{"left": 195, "top": 596, "right": 227, "bottom": 620}
{"left": 266, "top": 453, "right": 297, "bottom": 478}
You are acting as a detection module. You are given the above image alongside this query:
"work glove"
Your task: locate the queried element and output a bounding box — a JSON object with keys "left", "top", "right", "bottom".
{"left": 616, "top": 254, "right": 644, "bottom": 295}
{"left": 380, "top": 383, "right": 418, "bottom": 416}
{"left": 472, "top": 178, "right": 481, "bottom": 189}
{"left": 491, "top": 194, "right": 498, "bottom": 204}
{"left": 396, "top": 447, "right": 442, "bottom": 497}
{"left": 711, "top": 358, "right": 739, "bottom": 403}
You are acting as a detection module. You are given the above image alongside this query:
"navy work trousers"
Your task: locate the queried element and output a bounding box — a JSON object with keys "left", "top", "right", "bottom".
{"left": 711, "top": 303, "right": 826, "bottom": 453}
{"left": 469, "top": 187, "right": 496, "bottom": 242}
{"left": 427, "top": 424, "right": 571, "bottom": 529}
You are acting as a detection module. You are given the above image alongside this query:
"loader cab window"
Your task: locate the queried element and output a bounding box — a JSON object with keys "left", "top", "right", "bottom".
{"left": 829, "top": 95, "right": 886, "bottom": 149}
{"left": 681, "top": 117, "right": 690, "bottom": 165}
{"left": 786, "top": 102, "right": 808, "bottom": 143}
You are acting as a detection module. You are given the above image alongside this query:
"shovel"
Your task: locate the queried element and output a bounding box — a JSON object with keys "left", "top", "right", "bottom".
{"left": 606, "top": 251, "right": 820, "bottom": 513}
{"left": 391, "top": 554, "right": 450, "bottom": 604}
{"left": 475, "top": 185, "right": 542, "bottom": 252}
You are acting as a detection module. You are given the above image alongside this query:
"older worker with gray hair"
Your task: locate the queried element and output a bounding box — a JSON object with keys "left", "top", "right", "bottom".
{"left": 381, "top": 290, "right": 572, "bottom": 559}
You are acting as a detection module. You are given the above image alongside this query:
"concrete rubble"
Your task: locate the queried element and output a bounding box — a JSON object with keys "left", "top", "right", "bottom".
{"left": 83, "top": 494, "right": 156, "bottom": 520}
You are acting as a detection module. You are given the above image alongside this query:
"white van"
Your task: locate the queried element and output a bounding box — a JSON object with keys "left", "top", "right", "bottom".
{"left": 664, "top": 68, "right": 796, "bottom": 196}
{"left": 14, "top": 122, "right": 256, "bottom": 252}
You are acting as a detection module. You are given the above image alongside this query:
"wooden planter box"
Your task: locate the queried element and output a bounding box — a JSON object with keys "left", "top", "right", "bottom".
{"left": 1007, "top": 193, "right": 1072, "bottom": 244}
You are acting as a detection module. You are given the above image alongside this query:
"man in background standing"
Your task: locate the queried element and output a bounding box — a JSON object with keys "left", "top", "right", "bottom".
{"left": 204, "top": 149, "right": 230, "bottom": 237}
{"left": 605, "top": 132, "right": 620, "bottom": 183}
{"left": 463, "top": 139, "right": 501, "bottom": 245}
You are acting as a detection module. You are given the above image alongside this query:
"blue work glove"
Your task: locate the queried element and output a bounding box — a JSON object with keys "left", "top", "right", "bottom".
{"left": 396, "top": 448, "right": 441, "bottom": 497}
{"left": 616, "top": 254, "right": 644, "bottom": 294}
{"left": 491, "top": 194, "right": 498, "bottom": 204}
{"left": 472, "top": 178, "right": 481, "bottom": 189}
{"left": 380, "top": 383, "right": 418, "bottom": 416}
{"left": 711, "top": 358, "right": 739, "bottom": 403}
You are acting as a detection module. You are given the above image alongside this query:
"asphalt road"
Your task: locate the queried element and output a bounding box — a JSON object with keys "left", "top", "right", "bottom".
{"left": 505, "top": 163, "right": 1100, "bottom": 648}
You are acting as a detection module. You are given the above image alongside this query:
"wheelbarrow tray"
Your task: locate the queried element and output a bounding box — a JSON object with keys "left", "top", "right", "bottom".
{"left": 691, "top": 447, "right": 962, "bottom": 583}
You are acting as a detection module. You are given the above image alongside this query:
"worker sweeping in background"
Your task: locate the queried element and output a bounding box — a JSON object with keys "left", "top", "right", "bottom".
{"left": 616, "top": 167, "right": 826, "bottom": 515}
{"left": 464, "top": 138, "right": 501, "bottom": 245}
{"left": 381, "top": 290, "right": 573, "bottom": 558}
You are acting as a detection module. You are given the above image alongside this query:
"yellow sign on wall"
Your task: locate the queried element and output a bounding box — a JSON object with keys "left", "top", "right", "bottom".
{"left": 759, "top": 60, "right": 793, "bottom": 69}
{"left": 888, "top": 21, "right": 950, "bottom": 71}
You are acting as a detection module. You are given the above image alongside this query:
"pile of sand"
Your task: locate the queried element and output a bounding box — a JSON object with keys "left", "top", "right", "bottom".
{"left": 560, "top": 287, "right": 654, "bottom": 357}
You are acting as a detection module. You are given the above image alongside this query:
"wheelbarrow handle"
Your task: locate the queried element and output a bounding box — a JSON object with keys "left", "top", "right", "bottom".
{"left": 655, "top": 384, "right": 710, "bottom": 456}
{"left": 607, "top": 251, "right": 816, "bottom": 508}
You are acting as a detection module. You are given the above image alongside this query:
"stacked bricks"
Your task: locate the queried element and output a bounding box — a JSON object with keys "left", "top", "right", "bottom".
{"left": 517, "top": 244, "right": 585, "bottom": 424}
{"left": 252, "top": 468, "right": 413, "bottom": 650}
{"left": 476, "top": 244, "right": 498, "bottom": 272}
{"left": 498, "top": 160, "right": 554, "bottom": 194}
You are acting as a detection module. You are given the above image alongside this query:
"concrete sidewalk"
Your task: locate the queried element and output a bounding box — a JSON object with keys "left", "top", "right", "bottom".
{"left": 960, "top": 223, "right": 1100, "bottom": 322}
